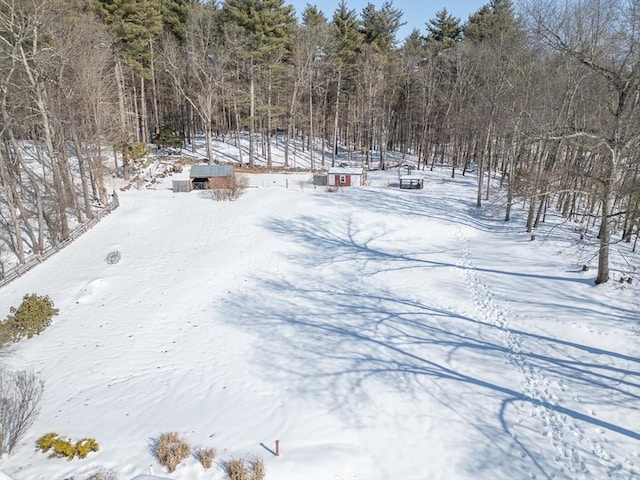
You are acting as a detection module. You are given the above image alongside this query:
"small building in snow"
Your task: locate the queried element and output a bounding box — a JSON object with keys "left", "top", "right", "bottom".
{"left": 399, "top": 175, "right": 424, "bottom": 189}
{"left": 327, "top": 167, "right": 366, "bottom": 187}
{"left": 189, "top": 164, "right": 234, "bottom": 190}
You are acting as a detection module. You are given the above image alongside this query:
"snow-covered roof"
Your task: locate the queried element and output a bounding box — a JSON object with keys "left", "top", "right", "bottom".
{"left": 327, "top": 167, "right": 365, "bottom": 175}
{"left": 190, "top": 164, "right": 234, "bottom": 178}
{"left": 399, "top": 175, "right": 424, "bottom": 180}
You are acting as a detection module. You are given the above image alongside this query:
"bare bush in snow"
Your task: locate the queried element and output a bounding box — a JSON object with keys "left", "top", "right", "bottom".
{"left": 0, "top": 369, "right": 44, "bottom": 455}
{"left": 155, "top": 431, "right": 190, "bottom": 473}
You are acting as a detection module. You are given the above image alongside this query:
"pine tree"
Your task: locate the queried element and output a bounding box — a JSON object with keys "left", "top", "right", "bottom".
{"left": 463, "top": 0, "right": 519, "bottom": 43}
{"left": 359, "top": 1, "right": 404, "bottom": 53}
{"left": 426, "top": 8, "right": 461, "bottom": 47}
{"left": 222, "top": 0, "right": 295, "bottom": 166}
{"left": 331, "top": 0, "right": 362, "bottom": 66}
{"left": 222, "top": 0, "right": 295, "bottom": 62}
{"left": 97, "top": 0, "right": 163, "bottom": 71}
{"left": 161, "top": 0, "right": 191, "bottom": 42}
{"left": 301, "top": 4, "right": 326, "bottom": 28}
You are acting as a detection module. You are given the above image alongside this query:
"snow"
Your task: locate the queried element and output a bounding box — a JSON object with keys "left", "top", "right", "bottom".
{"left": 0, "top": 147, "right": 638, "bottom": 480}
{"left": 327, "top": 166, "right": 365, "bottom": 175}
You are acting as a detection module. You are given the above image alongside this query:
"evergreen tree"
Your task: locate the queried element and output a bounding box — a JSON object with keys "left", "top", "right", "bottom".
{"left": 463, "top": 0, "right": 519, "bottom": 43}
{"left": 301, "top": 4, "right": 327, "bottom": 28}
{"left": 426, "top": 8, "right": 461, "bottom": 47}
{"left": 359, "top": 1, "right": 404, "bottom": 53}
{"left": 222, "top": 0, "right": 295, "bottom": 167}
{"left": 331, "top": 0, "right": 362, "bottom": 66}
{"left": 463, "top": 5, "right": 492, "bottom": 42}
{"left": 161, "top": 0, "right": 192, "bottom": 42}
{"left": 97, "top": 0, "right": 163, "bottom": 71}
{"left": 222, "top": 0, "right": 295, "bottom": 62}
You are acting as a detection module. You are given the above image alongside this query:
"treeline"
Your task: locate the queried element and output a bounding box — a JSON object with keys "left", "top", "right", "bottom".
{"left": 0, "top": 0, "right": 638, "bottom": 284}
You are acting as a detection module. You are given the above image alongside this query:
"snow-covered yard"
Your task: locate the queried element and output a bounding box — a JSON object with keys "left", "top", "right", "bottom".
{"left": 0, "top": 162, "right": 638, "bottom": 480}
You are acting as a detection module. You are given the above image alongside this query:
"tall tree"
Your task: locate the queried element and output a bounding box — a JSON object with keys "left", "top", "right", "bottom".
{"left": 329, "top": 1, "right": 362, "bottom": 165}
{"left": 97, "top": 0, "right": 164, "bottom": 146}
{"left": 426, "top": 8, "right": 462, "bottom": 47}
{"left": 464, "top": 0, "right": 519, "bottom": 43}
{"left": 161, "top": 0, "right": 191, "bottom": 42}
{"left": 526, "top": 0, "right": 640, "bottom": 284}
{"left": 288, "top": 4, "right": 329, "bottom": 169}
{"left": 222, "top": 0, "right": 295, "bottom": 167}
{"left": 97, "top": 0, "right": 163, "bottom": 72}
{"left": 359, "top": 1, "right": 404, "bottom": 53}
{"left": 161, "top": 2, "right": 227, "bottom": 163}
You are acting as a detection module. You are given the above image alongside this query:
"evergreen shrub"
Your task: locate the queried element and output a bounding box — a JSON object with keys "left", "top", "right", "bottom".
{"left": 35, "top": 432, "right": 99, "bottom": 460}
{"left": 5, "top": 293, "right": 59, "bottom": 341}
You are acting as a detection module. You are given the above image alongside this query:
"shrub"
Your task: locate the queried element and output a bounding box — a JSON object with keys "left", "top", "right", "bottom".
{"left": 251, "top": 458, "right": 265, "bottom": 480}
{"left": 227, "top": 457, "right": 265, "bottom": 480}
{"left": 83, "top": 468, "right": 118, "bottom": 480}
{"left": 4, "top": 293, "right": 59, "bottom": 341}
{"left": 155, "top": 431, "right": 190, "bottom": 473}
{"left": 76, "top": 438, "right": 100, "bottom": 458}
{"left": 35, "top": 433, "right": 99, "bottom": 460}
{"left": 0, "top": 322, "right": 13, "bottom": 348}
{"left": 197, "top": 447, "right": 217, "bottom": 469}
{"left": 152, "top": 125, "right": 182, "bottom": 150}
{"left": 0, "top": 369, "right": 44, "bottom": 455}
{"left": 227, "top": 458, "right": 249, "bottom": 480}
{"left": 210, "top": 175, "right": 248, "bottom": 201}
{"left": 36, "top": 432, "right": 75, "bottom": 460}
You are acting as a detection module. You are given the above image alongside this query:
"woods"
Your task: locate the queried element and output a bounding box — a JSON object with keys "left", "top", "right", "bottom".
{"left": 0, "top": 0, "right": 638, "bottom": 284}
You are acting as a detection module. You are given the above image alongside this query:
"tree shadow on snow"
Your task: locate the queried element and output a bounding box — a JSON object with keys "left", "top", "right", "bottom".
{"left": 220, "top": 213, "right": 638, "bottom": 480}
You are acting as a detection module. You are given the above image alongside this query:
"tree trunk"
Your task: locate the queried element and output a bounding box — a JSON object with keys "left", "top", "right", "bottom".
{"left": 249, "top": 70, "right": 255, "bottom": 168}
{"left": 332, "top": 69, "right": 342, "bottom": 167}
{"left": 115, "top": 58, "right": 128, "bottom": 137}
{"left": 233, "top": 97, "right": 244, "bottom": 166}
{"left": 595, "top": 156, "right": 615, "bottom": 284}
{"left": 0, "top": 152, "right": 26, "bottom": 262}
{"left": 140, "top": 76, "right": 148, "bottom": 143}
{"left": 19, "top": 39, "right": 70, "bottom": 241}
{"left": 309, "top": 77, "right": 314, "bottom": 170}
{"left": 149, "top": 41, "right": 160, "bottom": 137}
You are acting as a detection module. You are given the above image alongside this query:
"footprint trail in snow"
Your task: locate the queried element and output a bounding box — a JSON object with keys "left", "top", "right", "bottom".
{"left": 455, "top": 227, "right": 634, "bottom": 480}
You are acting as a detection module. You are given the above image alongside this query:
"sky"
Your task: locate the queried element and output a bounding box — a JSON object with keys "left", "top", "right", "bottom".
{"left": 0, "top": 137, "right": 638, "bottom": 480}
{"left": 288, "top": 0, "right": 491, "bottom": 43}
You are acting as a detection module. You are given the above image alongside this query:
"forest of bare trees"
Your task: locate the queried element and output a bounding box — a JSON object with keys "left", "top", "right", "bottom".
{"left": 0, "top": 0, "right": 638, "bottom": 284}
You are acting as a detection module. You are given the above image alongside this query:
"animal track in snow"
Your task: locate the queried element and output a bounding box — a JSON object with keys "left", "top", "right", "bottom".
{"left": 453, "top": 227, "right": 625, "bottom": 479}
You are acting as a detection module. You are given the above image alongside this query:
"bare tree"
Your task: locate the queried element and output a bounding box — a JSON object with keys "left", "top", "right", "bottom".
{"left": 160, "top": 4, "right": 230, "bottom": 164}
{"left": 0, "top": 369, "right": 44, "bottom": 455}
{"left": 525, "top": 0, "right": 640, "bottom": 284}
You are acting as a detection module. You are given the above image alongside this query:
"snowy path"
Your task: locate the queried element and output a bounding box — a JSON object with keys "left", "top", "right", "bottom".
{"left": 455, "top": 226, "right": 637, "bottom": 480}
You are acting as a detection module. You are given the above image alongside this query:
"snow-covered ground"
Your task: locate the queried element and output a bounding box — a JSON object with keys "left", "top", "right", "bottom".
{"left": 0, "top": 140, "right": 638, "bottom": 480}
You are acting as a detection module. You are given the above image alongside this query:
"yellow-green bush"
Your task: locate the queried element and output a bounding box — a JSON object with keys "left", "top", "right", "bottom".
{"left": 35, "top": 433, "right": 99, "bottom": 460}
{"left": 4, "top": 293, "right": 59, "bottom": 341}
{"left": 76, "top": 438, "right": 100, "bottom": 458}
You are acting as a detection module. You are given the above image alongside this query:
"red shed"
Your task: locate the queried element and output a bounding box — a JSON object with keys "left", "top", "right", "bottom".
{"left": 327, "top": 167, "right": 366, "bottom": 187}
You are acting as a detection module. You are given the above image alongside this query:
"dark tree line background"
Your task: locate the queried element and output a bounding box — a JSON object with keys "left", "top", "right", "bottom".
{"left": 0, "top": 0, "right": 638, "bottom": 284}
